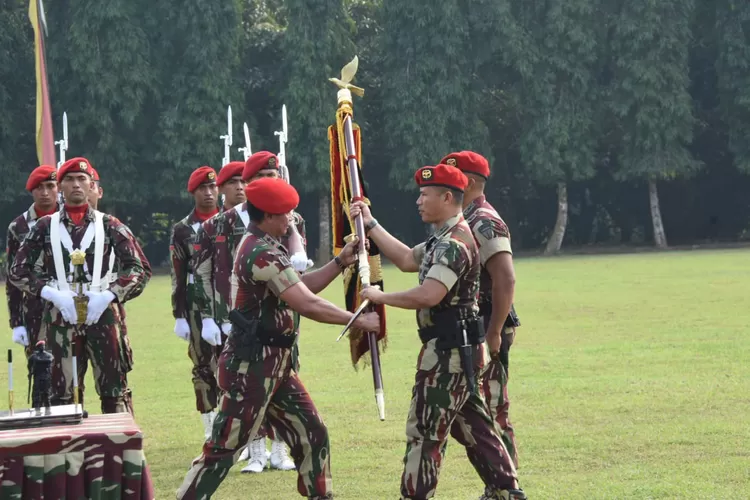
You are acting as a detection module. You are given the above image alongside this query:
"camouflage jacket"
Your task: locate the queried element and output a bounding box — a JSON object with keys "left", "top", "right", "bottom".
{"left": 231, "top": 222, "right": 301, "bottom": 337}
{"left": 8, "top": 206, "right": 150, "bottom": 310}
{"left": 463, "top": 194, "right": 513, "bottom": 305}
{"left": 192, "top": 204, "right": 306, "bottom": 324}
{"left": 169, "top": 211, "right": 205, "bottom": 319}
{"left": 5, "top": 204, "right": 55, "bottom": 329}
{"left": 411, "top": 213, "right": 483, "bottom": 374}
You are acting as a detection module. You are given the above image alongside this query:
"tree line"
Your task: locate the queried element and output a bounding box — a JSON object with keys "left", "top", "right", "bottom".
{"left": 1, "top": 0, "right": 749, "bottom": 268}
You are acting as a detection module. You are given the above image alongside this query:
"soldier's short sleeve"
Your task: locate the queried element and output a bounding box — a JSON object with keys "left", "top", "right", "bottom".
{"left": 424, "top": 239, "right": 464, "bottom": 291}
{"left": 252, "top": 250, "right": 301, "bottom": 297}
{"left": 412, "top": 242, "right": 427, "bottom": 267}
{"left": 474, "top": 217, "right": 512, "bottom": 266}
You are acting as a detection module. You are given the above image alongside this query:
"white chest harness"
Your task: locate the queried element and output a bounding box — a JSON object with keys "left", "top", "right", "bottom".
{"left": 49, "top": 210, "right": 114, "bottom": 293}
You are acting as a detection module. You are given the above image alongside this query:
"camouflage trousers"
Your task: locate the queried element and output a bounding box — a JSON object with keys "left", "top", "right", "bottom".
{"left": 400, "top": 363, "right": 518, "bottom": 499}
{"left": 78, "top": 304, "right": 135, "bottom": 414}
{"left": 41, "top": 305, "right": 131, "bottom": 414}
{"left": 177, "top": 346, "right": 331, "bottom": 499}
{"left": 481, "top": 321, "right": 518, "bottom": 468}
{"left": 186, "top": 308, "right": 219, "bottom": 413}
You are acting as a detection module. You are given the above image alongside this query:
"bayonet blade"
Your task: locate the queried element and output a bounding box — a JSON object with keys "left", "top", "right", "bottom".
{"left": 227, "top": 106, "right": 233, "bottom": 146}
{"left": 243, "top": 123, "right": 251, "bottom": 155}
{"left": 281, "top": 105, "right": 288, "bottom": 142}
{"left": 62, "top": 111, "right": 68, "bottom": 146}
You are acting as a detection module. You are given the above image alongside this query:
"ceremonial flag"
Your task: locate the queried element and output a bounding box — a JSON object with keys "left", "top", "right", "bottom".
{"left": 328, "top": 61, "right": 387, "bottom": 369}
{"left": 29, "top": 0, "right": 56, "bottom": 166}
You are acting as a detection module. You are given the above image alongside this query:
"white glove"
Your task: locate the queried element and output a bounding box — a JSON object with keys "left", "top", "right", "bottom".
{"left": 221, "top": 322, "right": 232, "bottom": 336}
{"left": 12, "top": 326, "right": 29, "bottom": 346}
{"left": 41, "top": 285, "right": 78, "bottom": 324}
{"left": 84, "top": 290, "right": 116, "bottom": 325}
{"left": 201, "top": 318, "right": 222, "bottom": 346}
{"left": 174, "top": 318, "right": 190, "bottom": 341}
{"left": 290, "top": 252, "right": 313, "bottom": 273}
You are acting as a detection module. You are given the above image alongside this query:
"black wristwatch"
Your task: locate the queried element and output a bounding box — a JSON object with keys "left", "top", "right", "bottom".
{"left": 334, "top": 255, "right": 346, "bottom": 271}
{"left": 365, "top": 218, "right": 379, "bottom": 233}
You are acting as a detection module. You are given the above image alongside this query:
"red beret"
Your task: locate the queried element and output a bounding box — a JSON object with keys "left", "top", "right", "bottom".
{"left": 187, "top": 166, "right": 217, "bottom": 193}
{"left": 440, "top": 151, "right": 490, "bottom": 179}
{"left": 414, "top": 164, "right": 468, "bottom": 192}
{"left": 242, "top": 151, "right": 279, "bottom": 181}
{"left": 26, "top": 165, "right": 57, "bottom": 191}
{"left": 245, "top": 177, "right": 299, "bottom": 215}
{"left": 91, "top": 167, "right": 100, "bottom": 182}
{"left": 217, "top": 161, "right": 245, "bottom": 186}
{"left": 58, "top": 157, "right": 95, "bottom": 181}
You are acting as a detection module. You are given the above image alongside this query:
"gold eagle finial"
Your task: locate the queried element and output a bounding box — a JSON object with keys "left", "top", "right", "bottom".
{"left": 329, "top": 56, "right": 365, "bottom": 97}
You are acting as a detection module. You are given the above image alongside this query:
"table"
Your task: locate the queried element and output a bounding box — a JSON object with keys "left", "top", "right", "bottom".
{"left": 0, "top": 412, "right": 154, "bottom": 500}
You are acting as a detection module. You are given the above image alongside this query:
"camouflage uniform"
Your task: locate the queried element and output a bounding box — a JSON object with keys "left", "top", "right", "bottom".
{"left": 464, "top": 195, "right": 518, "bottom": 468}
{"left": 5, "top": 204, "right": 53, "bottom": 358}
{"left": 401, "top": 213, "right": 521, "bottom": 500}
{"left": 192, "top": 206, "right": 306, "bottom": 439}
{"left": 8, "top": 206, "right": 150, "bottom": 414}
{"left": 170, "top": 211, "right": 220, "bottom": 414}
{"left": 77, "top": 225, "right": 148, "bottom": 411}
{"left": 177, "top": 223, "right": 331, "bottom": 500}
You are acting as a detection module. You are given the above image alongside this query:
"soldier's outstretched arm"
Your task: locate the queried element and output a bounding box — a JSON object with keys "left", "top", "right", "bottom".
{"left": 5, "top": 223, "right": 25, "bottom": 329}
{"left": 169, "top": 224, "right": 188, "bottom": 319}
{"left": 279, "top": 282, "right": 380, "bottom": 333}
{"left": 8, "top": 220, "right": 48, "bottom": 296}
{"left": 190, "top": 221, "right": 217, "bottom": 321}
{"left": 108, "top": 218, "right": 149, "bottom": 303}
{"left": 300, "top": 238, "right": 360, "bottom": 294}
{"left": 362, "top": 278, "right": 447, "bottom": 310}
{"left": 350, "top": 201, "right": 418, "bottom": 272}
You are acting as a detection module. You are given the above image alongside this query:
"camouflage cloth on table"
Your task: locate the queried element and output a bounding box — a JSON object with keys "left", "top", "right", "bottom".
{"left": 177, "top": 223, "right": 331, "bottom": 500}
{"left": 401, "top": 213, "right": 521, "bottom": 500}
{"left": 0, "top": 413, "right": 154, "bottom": 499}
{"left": 464, "top": 194, "right": 518, "bottom": 468}
{"left": 170, "top": 211, "right": 218, "bottom": 413}
{"left": 8, "top": 206, "right": 150, "bottom": 414}
{"left": 5, "top": 204, "right": 52, "bottom": 358}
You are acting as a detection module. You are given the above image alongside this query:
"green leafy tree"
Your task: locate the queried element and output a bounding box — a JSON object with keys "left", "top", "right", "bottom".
{"left": 609, "top": 0, "right": 701, "bottom": 248}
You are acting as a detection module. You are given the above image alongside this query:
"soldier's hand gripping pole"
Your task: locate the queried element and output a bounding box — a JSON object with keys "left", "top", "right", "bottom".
{"left": 8, "top": 350, "right": 13, "bottom": 415}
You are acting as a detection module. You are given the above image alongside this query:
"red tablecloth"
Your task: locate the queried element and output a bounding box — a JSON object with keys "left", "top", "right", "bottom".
{"left": 0, "top": 413, "right": 154, "bottom": 500}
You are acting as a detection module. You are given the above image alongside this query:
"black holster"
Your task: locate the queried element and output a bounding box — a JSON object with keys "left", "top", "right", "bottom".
{"left": 229, "top": 309, "right": 297, "bottom": 362}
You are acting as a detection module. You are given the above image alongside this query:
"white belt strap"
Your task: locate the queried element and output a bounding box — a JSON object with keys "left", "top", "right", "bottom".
{"left": 50, "top": 212, "right": 69, "bottom": 292}
{"left": 236, "top": 207, "right": 249, "bottom": 228}
{"left": 91, "top": 211, "right": 105, "bottom": 292}
{"left": 50, "top": 210, "right": 106, "bottom": 292}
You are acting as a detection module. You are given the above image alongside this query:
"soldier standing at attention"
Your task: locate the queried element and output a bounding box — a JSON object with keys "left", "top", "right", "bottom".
{"left": 6, "top": 166, "right": 59, "bottom": 356}
{"left": 9, "top": 157, "right": 149, "bottom": 414}
{"left": 170, "top": 166, "right": 220, "bottom": 439}
{"left": 351, "top": 164, "right": 525, "bottom": 500}
{"left": 441, "top": 151, "right": 520, "bottom": 471}
{"left": 177, "top": 177, "right": 380, "bottom": 500}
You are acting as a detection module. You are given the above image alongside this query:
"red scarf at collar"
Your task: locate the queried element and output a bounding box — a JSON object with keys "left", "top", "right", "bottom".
{"left": 194, "top": 208, "right": 219, "bottom": 222}
{"left": 65, "top": 204, "right": 88, "bottom": 226}
{"left": 34, "top": 205, "right": 57, "bottom": 218}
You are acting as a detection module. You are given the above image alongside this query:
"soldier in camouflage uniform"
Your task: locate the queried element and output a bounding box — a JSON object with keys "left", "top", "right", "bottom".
{"left": 353, "top": 164, "right": 525, "bottom": 500}
{"left": 74, "top": 166, "right": 147, "bottom": 412}
{"left": 191, "top": 152, "right": 304, "bottom": 472}
{"left": 441, "top": 151, "right": 520, "bottom": 471}
{"left": 9, "top": 157, "right": 150, "bottom": 414}
{"left": 177, "top": 177, "right": 380, "bottom": 500}
{"left": 6, "top": 166, "right": 59, "bottom": 358}
{"left": 170, "top": 165, "right": 221, "bottom": 438}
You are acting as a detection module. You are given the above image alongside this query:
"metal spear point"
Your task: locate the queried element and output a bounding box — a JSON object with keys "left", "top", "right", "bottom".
{"left": 274, "top": 105, "right": 289, "bottom": 181}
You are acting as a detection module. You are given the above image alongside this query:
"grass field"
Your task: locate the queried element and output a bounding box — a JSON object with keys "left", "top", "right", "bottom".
{"left": 1, "top": 249, "right": 749, "bottom": 499}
